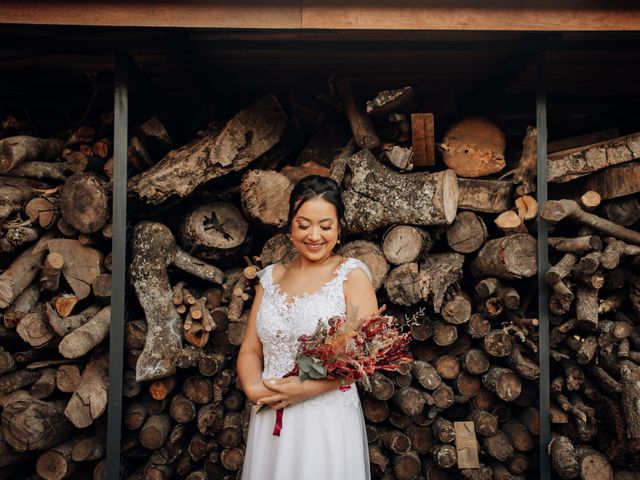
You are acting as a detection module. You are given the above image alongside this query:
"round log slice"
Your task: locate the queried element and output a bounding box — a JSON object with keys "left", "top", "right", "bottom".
{"left": 440, "top": 117, "right": 506, "bottom": 178}
{"left": 59, "top": 173, "right": 110, "bottom": 234}
{"left": 179, "top": 202, "right": 250, "bottom": 261}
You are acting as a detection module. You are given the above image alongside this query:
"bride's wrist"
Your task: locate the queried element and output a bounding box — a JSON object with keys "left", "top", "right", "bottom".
{"left": 301, "top": 378, "right": 342, "bottom": 399}
{"left": 244, "top": 381, "right": 271, "bottom": 402}
{"left": 299, "top": 378, "right": 315, "bottom": 400}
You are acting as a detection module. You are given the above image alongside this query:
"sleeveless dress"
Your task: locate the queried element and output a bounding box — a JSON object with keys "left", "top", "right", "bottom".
{"left": 240, "top": 257, "right": 372, "bottom": 480}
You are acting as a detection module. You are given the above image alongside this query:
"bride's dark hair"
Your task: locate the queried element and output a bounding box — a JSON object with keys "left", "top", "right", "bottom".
{"left": 287, "top": 175, "right": 345, "bottom": 242}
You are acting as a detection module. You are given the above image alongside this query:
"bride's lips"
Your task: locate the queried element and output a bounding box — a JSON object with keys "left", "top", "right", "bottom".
{"left": 304, "top": 242, "right": 326, "bottom": 251}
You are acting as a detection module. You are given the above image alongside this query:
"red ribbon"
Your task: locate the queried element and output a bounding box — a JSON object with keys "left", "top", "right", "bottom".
{"left": 271, "top": 378, "right": 351, "bottom": 436}
{"left": 272, "top": 407, "right": 284, "bottom": 436}
{"left": 270, "top": 370, "right": 296, "bottom": 437}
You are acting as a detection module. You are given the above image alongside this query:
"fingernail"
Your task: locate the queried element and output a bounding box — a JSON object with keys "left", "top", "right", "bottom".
{"left": 269, "top": 380, "right": 276, "bottom": 384}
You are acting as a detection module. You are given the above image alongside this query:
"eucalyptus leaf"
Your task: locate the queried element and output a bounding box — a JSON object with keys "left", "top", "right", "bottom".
{"left": 297, "top": 355, "right": 313, "bottom": 369}
{"left": 311, "top": 362, "right": 325, "bottom": 374}
{"left": 297, "top": 355, "right": 326, "bottom": 381}
{"left": 308, "top": 369, "right": 325, "bottom": 379}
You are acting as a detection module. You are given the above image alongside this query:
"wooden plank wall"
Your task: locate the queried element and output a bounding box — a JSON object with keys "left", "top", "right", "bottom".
{"left": 1, "top": 0, "right": 640, "bottom": 31}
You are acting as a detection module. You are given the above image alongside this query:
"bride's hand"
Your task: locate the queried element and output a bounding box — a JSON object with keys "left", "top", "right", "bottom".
{"left": 258, "top": 376, "right": 307, "bottom": 409}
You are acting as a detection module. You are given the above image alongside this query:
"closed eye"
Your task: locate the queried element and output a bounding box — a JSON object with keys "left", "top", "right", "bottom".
{"left": 296, "top": 225, "right": 333, "bottom": 231}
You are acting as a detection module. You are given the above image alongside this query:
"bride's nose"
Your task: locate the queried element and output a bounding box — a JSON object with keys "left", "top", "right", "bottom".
{"left": 308, "top": 226, "right": 322, "bottom": 240}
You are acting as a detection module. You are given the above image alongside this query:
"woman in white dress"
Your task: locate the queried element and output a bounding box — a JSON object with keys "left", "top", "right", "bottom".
{"left": 237, "top": 175, "right": 377, "bottom": 480}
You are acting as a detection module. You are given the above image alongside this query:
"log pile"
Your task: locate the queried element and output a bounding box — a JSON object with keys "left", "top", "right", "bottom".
{"left": 537, "top": 128, "right": 640, "bottom": 479}
{"left": 0, "top": 117, "right": 114, "bottom": 478}
{"left": 3, "top": 77, "right": 639, "bottom": 480}
{"left": 117, "top": 83, "right": 551, "bottom": 480}
{"left": 540, "top": 195, "right": 640, "bottom": 478}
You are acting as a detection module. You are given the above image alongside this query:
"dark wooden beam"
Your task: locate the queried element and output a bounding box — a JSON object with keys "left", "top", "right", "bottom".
{"left": 1, "top": 27, "right": 640, "bottom": 55}
{"left": 165, "top": 32, "right": 217, "bottom": 109}
{"left": 464, "top": 49, "right": 538, "bottom": 114}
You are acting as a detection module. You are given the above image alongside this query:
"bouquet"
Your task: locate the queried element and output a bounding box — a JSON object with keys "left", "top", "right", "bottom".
{"left": 258, "top": 305, "right": 415, "bottom": 435}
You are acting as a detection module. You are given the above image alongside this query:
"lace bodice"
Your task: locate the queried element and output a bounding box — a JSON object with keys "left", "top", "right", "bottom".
{"left": 255, "top": 258, "right": 372, "bottom": 408}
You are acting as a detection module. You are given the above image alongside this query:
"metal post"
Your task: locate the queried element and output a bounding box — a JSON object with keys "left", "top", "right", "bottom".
{"left": 536, "top": 49, "right": 551, "bottom": 480}
{"left": 106, "top": 49, "right": 128, "bottom": 480}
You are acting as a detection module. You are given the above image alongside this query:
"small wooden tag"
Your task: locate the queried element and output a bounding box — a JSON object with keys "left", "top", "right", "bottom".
{"left": 411, "top": 113, "right": 435, "bottom": 167}
{"left": 454, "top": 421, "right": 480, "bottom": 469}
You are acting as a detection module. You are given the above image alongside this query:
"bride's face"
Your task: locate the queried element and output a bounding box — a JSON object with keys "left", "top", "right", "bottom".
{"left": 290, "top": 196, "right": 340, "bottom": 262}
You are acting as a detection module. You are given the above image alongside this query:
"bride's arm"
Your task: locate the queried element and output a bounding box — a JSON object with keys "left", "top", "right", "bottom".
{"left": 236, "top": 284, "right": 277, "bottom": 402}
{"left": 307, "top": 267, "right": 378, "bottom": 393}
{"left": 261, "top": 266, "right": 379, "bottom": 404}
{"left": 343, "top": 266, "right": 378, "bottom": 324}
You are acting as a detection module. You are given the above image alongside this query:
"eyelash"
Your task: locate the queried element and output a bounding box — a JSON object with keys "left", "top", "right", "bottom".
{"left": 298, "top": 226, "right": 332, "bottom": 231}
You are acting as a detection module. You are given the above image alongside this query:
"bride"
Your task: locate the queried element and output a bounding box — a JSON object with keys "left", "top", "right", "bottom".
{"left": 237, "top": 175, "right": 377, "bottom": 480}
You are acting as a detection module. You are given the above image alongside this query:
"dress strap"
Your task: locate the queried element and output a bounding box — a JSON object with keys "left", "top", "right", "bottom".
{"left": 337, "top": 257, "right": 373, "bottom": 283}
{"left": 256, "top": 264, "right": 275, "bottom": 290}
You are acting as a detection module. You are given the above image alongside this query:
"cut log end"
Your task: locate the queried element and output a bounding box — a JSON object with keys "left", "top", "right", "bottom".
{"left": 440, "top": 117, "right": 506, "bottom": 178}
{"left": 442, "top": 169, "right": 459, "bottom": 224}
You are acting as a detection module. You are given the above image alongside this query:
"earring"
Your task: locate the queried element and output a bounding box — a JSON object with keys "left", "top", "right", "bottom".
{"left": 337, "top": 239, "right": 341, "bottom": 244}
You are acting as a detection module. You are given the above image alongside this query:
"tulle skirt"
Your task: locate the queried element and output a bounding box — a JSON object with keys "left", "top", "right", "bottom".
{"left": 240, "top": 387, "right": 371, "bottom": 480}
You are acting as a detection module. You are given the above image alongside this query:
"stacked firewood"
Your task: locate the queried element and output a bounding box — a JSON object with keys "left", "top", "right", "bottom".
{"left": 3, "top": 77, "right": 639, "bottom": 480}
{"left": 0, "top": 117, "right": 115, "bottom": 479}
{"left": 540, "top": 132, "right": 640, "bottom": 480}
{"left": 116, "top": 83, "right": 553, "bottom": 480}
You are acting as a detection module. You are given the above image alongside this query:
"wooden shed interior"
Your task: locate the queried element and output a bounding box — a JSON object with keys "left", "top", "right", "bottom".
{"left": 2, "top": 16, "right": 640, "bottom": 479}
{"left": 2, "top": 26, "right": 640, "bottom": 146}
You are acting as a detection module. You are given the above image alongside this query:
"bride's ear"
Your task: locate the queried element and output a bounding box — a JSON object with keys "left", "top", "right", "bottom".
{"left": 338, "top": 219, "right": 347, "bottom": 244}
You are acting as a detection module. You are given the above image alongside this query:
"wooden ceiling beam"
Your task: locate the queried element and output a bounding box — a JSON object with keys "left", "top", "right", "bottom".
{"left": 2, "top": 1, "right": 640, "bottom": 31}
{"left": 302, "top": 1, "right": 640, "bottom": 31}
{"left": 1, "top": 28, "right": 639, "bottom": 56}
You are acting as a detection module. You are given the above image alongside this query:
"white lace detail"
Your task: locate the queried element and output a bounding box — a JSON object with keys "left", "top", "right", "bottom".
{"left": 255, "top": 258, "right": 371, "bottom": 409}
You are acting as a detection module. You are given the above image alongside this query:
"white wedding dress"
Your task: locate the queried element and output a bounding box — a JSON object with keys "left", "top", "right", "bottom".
{"left": 240, "top": 257, "right": 372, "bottom": 480}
